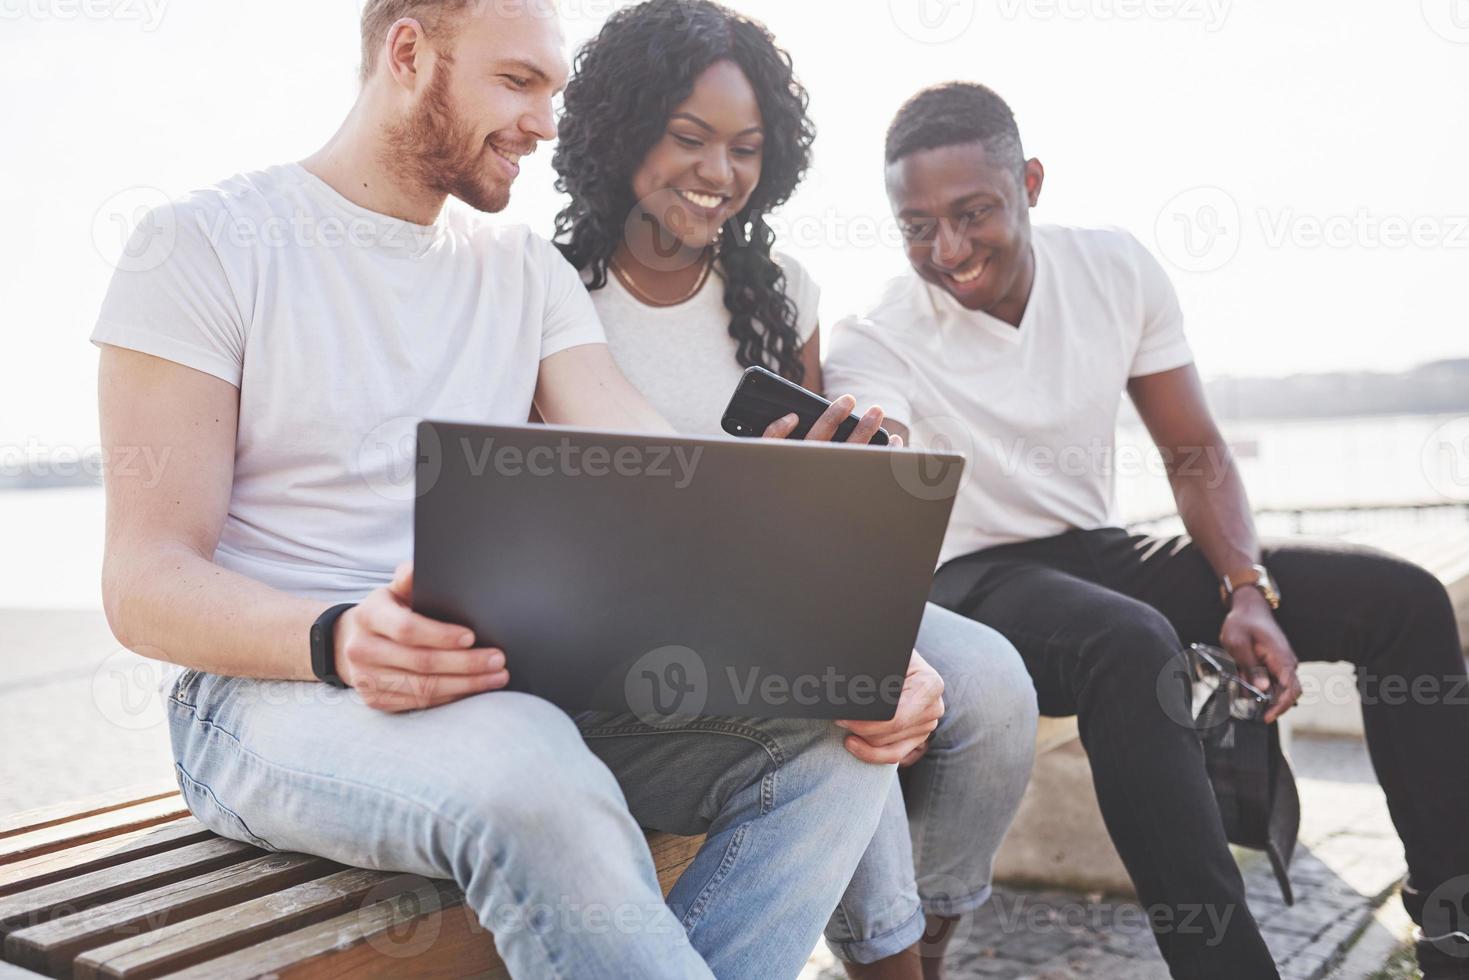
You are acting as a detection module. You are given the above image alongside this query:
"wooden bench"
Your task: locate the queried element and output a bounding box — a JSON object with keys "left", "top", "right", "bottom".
{"left": 0, "top": 787, "right": 703, "bottom": 978}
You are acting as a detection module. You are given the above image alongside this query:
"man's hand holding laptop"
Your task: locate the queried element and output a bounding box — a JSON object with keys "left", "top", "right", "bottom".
{"left": 335, "top": 562, "right": 510, "bottom": 714}
{"left": 343, "top": 554, "right": 943, "bottom": 764}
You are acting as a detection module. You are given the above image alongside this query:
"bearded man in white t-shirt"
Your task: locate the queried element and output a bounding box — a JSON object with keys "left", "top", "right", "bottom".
{"left": 86, "top": 3, "right": 938, "bottom": 977}
{"left": 824, "top": 82, "right": 1469, "bottom": 980}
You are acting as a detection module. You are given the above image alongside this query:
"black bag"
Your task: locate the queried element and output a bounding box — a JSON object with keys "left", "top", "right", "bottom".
{"left": 1187, "top": 644, "right": 1302, "bottom": 905}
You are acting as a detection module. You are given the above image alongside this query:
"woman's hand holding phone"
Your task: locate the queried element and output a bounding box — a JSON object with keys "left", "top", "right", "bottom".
{"left": 761, "top": 394, "right": 905, "bottom": 447}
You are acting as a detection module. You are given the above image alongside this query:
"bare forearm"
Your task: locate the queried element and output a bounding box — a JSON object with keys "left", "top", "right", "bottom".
{"left": 1173, "top": 440, "right": 1302, "bottom": 719}
{"left": 103, "top": 541, "right": 326, "bottom": 680}
{"left": 1169, "top": 442, "right": 1260, "bottom": 579}
{"left": 535, "top": 345, "right": 676, "bottom": 436}
{"left": 1130, "top": 367, "right": 1260, "bottom": 580}
{"left": 587, "top": 377, "right": 676, "bottom": 435}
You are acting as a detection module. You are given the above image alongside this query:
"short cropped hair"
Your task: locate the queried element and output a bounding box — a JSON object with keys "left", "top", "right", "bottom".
{"left": 884, "top": 82, "right": 1025, "bottom": 179}
{"left": 359, "top": 0, "right": 474, "bottom": 84}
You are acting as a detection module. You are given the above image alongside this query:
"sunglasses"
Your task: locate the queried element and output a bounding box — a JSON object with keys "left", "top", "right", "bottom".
{"left": 1187, "top": 643, "right": 1273, "bottom": 725}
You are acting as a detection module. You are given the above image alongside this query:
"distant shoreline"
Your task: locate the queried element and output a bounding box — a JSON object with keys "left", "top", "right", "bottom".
{"left": 1204, "top": 359, "right": 1469, "bottom": 423}
{"left": 5, "top": 401, "right": 1467, "bottom": 494}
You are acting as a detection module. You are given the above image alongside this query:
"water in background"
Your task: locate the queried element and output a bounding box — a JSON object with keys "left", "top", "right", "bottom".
{"left": 1116, "top": 412, "right": 1468, "bottom": 524}
{"left": 3, "top": 413, "right": 1467, "bottom": 610}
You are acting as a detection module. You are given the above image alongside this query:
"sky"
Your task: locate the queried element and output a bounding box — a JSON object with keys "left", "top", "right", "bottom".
{"left": 2, "top": 0, "right": 1467, "bottom": 453}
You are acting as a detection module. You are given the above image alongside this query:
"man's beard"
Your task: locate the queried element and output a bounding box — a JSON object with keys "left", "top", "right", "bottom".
{"left": 383, "top": 62, "right": 513, "bottom": 215}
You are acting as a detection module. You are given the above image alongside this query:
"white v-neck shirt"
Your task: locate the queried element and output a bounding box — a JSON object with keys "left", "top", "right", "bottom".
{"left": 587, "top": 254, "right": 821, "bottom": 436}
{"left": 823, "top": 225, "right": 1194, "bottom": 564}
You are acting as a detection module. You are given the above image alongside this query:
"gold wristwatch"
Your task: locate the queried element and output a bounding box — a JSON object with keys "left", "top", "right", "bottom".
{"left": 1220, "top": 564, "right": 1281, "bottom": 610}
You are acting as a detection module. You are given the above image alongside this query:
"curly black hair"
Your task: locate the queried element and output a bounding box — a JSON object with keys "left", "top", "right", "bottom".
{"left": 552, "top": 0, "right": 815, "bottom": 382}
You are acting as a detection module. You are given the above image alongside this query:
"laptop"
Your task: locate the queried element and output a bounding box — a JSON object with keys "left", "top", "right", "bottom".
{"left": 412, "top": 421, "right": 965, "bottom": 721}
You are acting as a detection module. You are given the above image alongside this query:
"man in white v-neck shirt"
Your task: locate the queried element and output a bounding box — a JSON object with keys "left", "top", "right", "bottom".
{"left": 90, "top": 3, "right": 900, "bottom": 977}
{"left": 825, "top": 82, "right": 1469, "bottom": 980}
{"left": 830, "top": 220, "right": 1193, "bottom": 566}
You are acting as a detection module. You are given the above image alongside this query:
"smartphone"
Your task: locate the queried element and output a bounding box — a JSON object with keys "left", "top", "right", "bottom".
{"left": 721, "top": 365, "right": 891, "bottom": 445}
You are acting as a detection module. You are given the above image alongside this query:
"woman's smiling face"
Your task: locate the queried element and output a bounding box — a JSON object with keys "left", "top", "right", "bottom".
{"left": 630, "top": 59, "right": 766, "bottom": 253}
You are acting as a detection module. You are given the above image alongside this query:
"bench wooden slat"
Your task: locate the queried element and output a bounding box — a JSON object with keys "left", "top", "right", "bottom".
{"left": 0, "top": 820, "right": 210, "bottom": 899}
{"left": 0, "top": 799, "right": 191, "bottom": 869}
{"left": 648, "top": 833, "right": 701, "bottom": 892}
{"left": 0, "top": 789, "right": 179, "bottom": 842}
{"left": 0, "top": 838, "right": 260, "bottom": 939}
{"left": 0, "top": 782, "right": 705, "bottom": 980}
{"left": 6, "top": 853, "right": 338, "bottom": 976}
{"left": 72, "top": 868, "right": 418, "bottom": 980}
{"left": 156, "top": 880, "right": 502, "bottom": 980}
{"left": 154, "top": 832, "right": 703, "bottom": 980}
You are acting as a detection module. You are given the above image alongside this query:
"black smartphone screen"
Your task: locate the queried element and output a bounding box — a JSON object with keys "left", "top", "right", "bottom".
{"left": 720, "top": 366, "right": 891, "bottom": 445}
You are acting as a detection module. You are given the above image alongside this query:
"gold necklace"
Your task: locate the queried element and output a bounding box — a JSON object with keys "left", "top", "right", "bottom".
{"left": 611, "top": 252, "right": 713, "bottom": 308}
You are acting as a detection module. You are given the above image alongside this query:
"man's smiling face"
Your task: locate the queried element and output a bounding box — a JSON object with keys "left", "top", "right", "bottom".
{"left": 885, "top": 140, "right": 1043, "bottom": 316}
{"left": 384, "top": 4, "right": 570, "bottom": 214}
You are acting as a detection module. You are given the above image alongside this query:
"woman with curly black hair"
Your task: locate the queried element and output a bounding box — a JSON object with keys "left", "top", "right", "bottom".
{"left": 554, "top": 3, "right": 1038, "bottom": 979}
{"left": 553, "top": 0, "right": 819, "bottom": 433}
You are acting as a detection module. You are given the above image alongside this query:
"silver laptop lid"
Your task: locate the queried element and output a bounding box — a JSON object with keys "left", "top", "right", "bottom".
{"left": 413, "top": 422, "right": 964, "bottom": 721}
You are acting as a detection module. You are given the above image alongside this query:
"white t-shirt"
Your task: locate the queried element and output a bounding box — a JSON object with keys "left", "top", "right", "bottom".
{"left": 587, "top": 253, "right": 821, "bottom": 435}
{"left": 823, "top": 225, "right": 1194, "bottom": 564}
{"left": 92, "top": 162, "right": 606, "bottom": 606}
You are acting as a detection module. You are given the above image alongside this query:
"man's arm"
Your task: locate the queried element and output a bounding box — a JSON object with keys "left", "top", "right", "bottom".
{"left": 534, "top": 343, "right": 676, "bottom": 434}
{"left": 1128, "top": 364, "right": 1301, "bottom": 720}
{"left": 100, "top": 346, "right": 507, "bottom": 710}
{"left": 99, "top": 345, "right": 321, "bottom": 679}
{"left": 1128, "top": 365, "right": 1257, "bottom": 576}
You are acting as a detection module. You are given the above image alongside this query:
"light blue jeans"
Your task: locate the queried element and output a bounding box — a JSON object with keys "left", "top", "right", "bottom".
{"left": 164, "top": 602, "right": 1033, "bottom": 977}
{"left": 166, "top": 668, "right": 894, "bottom": 979}
{"left": 825, "top": 603, "right": 1039, "bottom": 963}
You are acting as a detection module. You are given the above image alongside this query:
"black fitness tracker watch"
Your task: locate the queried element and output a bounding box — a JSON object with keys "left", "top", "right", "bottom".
{"left": 310, "top": 603, "right": 357, "bottom": 688}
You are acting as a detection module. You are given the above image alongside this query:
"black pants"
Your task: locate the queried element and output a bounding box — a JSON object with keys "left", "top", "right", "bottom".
{"left": 931, "top": 527, "right": 1469, "bottom": 980}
